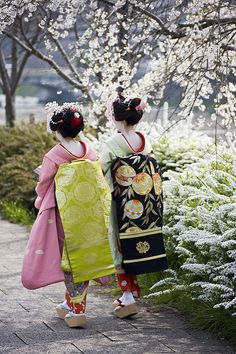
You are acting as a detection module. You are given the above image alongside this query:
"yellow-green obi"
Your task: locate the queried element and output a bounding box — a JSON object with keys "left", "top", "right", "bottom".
{"left": 55, "top": 160, "right": 115, "bottom": 282}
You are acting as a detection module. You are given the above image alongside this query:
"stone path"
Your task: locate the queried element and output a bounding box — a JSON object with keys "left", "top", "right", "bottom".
{"left": 0, "top": 218, "right": 235, "bottom": 354}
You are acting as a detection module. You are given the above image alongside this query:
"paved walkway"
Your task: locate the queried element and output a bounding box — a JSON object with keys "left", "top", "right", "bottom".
{"left": 0, "top": 218, "right": 235, "bottom": 354}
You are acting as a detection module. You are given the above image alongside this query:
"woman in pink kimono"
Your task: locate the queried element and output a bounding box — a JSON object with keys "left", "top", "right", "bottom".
{"left": 22, "top": 103, "right": 97, "bottom": 328}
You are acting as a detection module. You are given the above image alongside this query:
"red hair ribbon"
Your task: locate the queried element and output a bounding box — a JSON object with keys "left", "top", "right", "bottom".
{"left": 71, "top": 117, "right": 81, "bottom": 126}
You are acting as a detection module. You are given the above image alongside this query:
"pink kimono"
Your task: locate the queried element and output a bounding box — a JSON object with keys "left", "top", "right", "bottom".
{"left": 21, "top": 142, "right": 97, "bottom": 290}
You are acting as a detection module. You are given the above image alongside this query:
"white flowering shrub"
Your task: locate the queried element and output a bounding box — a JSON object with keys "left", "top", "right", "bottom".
{"left": 88, "top": 119, "right": 214, "bottom": 173}
{"left": 146, "top": 149, "right": 236, "bottom": 316}
{"left": 137, "top": 120, "right": 214, "bottom": 173}
{"left": 94, "top": 121, "right": 236, "bottom": 319}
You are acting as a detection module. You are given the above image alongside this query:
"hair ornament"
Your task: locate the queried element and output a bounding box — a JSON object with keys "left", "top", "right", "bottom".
{"left": 45, "top": 101, "right": 83, "bottom": 116}
{"left": 70, "top": 111, "right": 82, "bottom": 126}
{"left": 70, "top": 117, "right": 82, "bottom": 126}
{"left": 50, "top": 119, "right": 57, "bottom": 125}
{"left": 45, "top": 101, "right": 83, "bottom": 132}
{"left": 135, "top": 99, "right": 146, "bottom": 111}
{"left": 123, "top": 95, "right": 146, "bottom": 112}
{"left": 125, "top": 99, "right": 132, "bottom": 111}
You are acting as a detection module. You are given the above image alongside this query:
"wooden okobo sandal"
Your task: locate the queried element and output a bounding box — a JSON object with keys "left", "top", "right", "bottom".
{"left": 56, "top": 307, "right": 69, "bottom": 319}
{"left": 114, "top": 303, "right": 138, "bottom": 318}
{"left": 56, "top": 301, "right": 71, "bottom": 319}
{"left": 64, "top": 313, "right": 87, "bottom": 328}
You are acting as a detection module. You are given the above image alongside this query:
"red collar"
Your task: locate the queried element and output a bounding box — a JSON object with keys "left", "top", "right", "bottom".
{"left": 121, "top": 132, "right": 145, "bottom": 153}
{"left": 59, "top": 141, "right": 87, "bottom": 159}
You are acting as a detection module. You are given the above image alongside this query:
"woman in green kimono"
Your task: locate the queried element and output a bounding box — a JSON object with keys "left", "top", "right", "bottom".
{"left": 100, "top": 94, "right": 155, "bottom": 318}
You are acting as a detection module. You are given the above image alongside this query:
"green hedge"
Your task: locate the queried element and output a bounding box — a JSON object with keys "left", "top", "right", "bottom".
{"left": 0, "top": 123, "right": 55, "bottom": 218}
{"left": 0, "top": 123, "right": 95, "bottom": 224}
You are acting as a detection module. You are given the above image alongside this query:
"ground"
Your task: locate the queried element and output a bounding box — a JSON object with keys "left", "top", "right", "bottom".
{"left": 0, "top": 218, "right": 235, "bottom": 354}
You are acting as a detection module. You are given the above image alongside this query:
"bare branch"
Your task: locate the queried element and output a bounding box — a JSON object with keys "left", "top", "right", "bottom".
{"left": 0, "top": 46, "right": 10, "bottom": 96}
{"left": 179, "top": 17, "right": 236, "bottom": 30}
{"left": 49, "top": 35, "right": 84, "bottom": 85}
{"left": 4, "top": 30, "right": 94, "bottom": 103}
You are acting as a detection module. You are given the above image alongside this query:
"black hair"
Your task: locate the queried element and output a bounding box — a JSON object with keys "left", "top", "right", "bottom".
{"left": 113, "top": 98, "right": 143, "bottom": 126}
{"left": 49, "top": 109, "right": 84, "bottom": 138}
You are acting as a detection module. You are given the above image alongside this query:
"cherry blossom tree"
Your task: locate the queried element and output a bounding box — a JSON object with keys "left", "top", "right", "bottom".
{"left": 0, "top": 0, "right": 235, "bottom": 142}
{"left": 2, "top": 1, "right": 162, "bottom": 125}
{"left": 131, "top": 0, "right": 236, "bottom": 144}
{"left": 0, "top": 17, "right": 41, "bottom": 127}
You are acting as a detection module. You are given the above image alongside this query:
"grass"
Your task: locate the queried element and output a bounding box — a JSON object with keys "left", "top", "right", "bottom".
{"left": 0, "top": 200, "right": 34, "bottom": 228}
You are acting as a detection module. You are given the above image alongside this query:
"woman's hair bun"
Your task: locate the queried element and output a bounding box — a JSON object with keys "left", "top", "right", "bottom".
{"left": 129, "top": 97, "right": 146, "bottom": 111}
{"left": 49, "top": 108, "right": 84, "bottom": 138}
{"left": 113, "top": 96, "right": 144, "bottom": 126}
{"left": 129, "top": 98, "right": 141, "bottom": 108}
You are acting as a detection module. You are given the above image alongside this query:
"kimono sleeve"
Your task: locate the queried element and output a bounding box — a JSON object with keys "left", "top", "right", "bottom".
{"left": 34, "top": 156, "right": 58, "bottom": 209}
{"left": 99, "top": 143, "right": 117, "bottom": 192}
{"left": 99, "top": 143, "right": 116, "bottom": 175}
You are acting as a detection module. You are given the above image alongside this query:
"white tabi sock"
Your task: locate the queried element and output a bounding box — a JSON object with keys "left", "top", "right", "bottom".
{"left": 122, "top": 291, "right": 135, "bottom": 306}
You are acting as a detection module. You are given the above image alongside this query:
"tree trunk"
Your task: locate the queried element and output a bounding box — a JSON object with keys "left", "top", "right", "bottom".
{"left": 5, "top": 92, "right": 16, "bottom": 127}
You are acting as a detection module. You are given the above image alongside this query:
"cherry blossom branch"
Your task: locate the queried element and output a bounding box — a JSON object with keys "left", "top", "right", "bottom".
{"left": 3, "top": 30, "right": 93, "bottom": 103}
{"left": 99, "top": 0, "right": 236, "bottom": 44}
